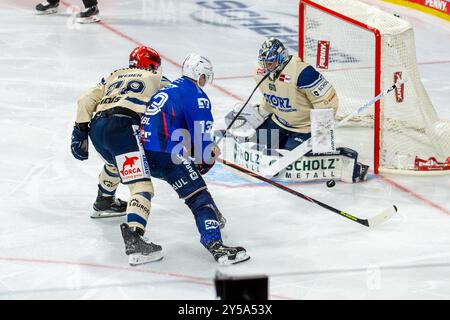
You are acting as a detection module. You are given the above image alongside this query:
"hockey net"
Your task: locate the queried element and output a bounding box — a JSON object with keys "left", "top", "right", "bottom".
{"left": 299, "top": 0, "right": 450, "bottom": 174}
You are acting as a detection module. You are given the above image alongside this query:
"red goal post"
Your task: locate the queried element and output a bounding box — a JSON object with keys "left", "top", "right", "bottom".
{"left": 298, "top": 0, "right": 450, "bottom": 175}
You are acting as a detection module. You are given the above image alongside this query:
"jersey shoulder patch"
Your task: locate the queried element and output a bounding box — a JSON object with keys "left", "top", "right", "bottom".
{"left": 296, "top": 65, "right": 322, "bottom": 89}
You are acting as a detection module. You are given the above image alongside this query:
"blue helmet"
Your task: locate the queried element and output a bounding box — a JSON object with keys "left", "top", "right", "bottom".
{"left": 258, "top": 37, "right": 289, "bottom": 74}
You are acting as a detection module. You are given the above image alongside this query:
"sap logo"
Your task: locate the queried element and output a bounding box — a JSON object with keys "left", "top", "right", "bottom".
{"left": 263, "top": 93, "right": 292, "bottom": 110}
{"left": 198, "top": 98, "right": 210, "bottom": 109}
{"left": 205, "top": 220, "right": 219, "bottom": 230}
{"left": 312, "top": 79, "right": 332, "bottom": 97}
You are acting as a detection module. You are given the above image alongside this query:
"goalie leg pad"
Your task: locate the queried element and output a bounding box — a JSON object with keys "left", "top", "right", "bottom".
{"left": 338, "top": 147, "right": 370, "bottom": 183}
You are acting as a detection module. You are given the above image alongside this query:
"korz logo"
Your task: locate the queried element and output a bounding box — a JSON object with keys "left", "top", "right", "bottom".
{"left": 394, "top": 72, "right": 404, "bottom": 103}
{"left": 316, "top": 40, "right": 330, "bottom": 69}
{"left": 205, "top": 220, "right": 219, "bottom": 230}
{"left": 198, "top": 98, "right": 210, "bottom": 109}
{"left": 120, "top": 156, "right": 141, "bottom": 176}
{"left": 312, "top": 79, "right": 332, "bottom": 97}
{"left": 263, "top": 93, "right": 293, "bottom": 111}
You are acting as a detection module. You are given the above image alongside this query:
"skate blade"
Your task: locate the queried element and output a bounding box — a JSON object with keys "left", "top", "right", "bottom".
{"left": 91, "top": 210, "right": 126, "bottom": 219}
{"left": 35, "top": 8, "right": 58, "bottom": 15}
{"left": 129, "top": 252, "right": 163, "bottom": 266}
{"left": 76, "top": 15, "right": 100, "bottom": 24}
{"left": 217, "top": 252, "right": 250, "bottom": 266}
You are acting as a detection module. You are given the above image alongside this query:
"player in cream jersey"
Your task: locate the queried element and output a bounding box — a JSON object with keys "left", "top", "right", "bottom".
{"left": 76, "top": 62, "right": 170, "bottom": 124}
{"left": 71, "top": 46, "right": 171, "bottom": 265}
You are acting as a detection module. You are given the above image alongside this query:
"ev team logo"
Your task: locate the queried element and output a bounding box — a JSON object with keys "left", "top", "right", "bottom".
{"left": 116, "top": 152, "right": 147, "bottom": 183}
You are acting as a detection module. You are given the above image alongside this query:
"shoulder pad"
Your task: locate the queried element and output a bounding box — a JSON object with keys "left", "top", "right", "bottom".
{"left": 297, "top": 65, "right": 322, "bottom": 89}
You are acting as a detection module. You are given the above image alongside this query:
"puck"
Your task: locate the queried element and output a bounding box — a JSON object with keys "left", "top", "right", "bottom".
{"left": 326, "top": 179, "right": 336, "bottom": 188}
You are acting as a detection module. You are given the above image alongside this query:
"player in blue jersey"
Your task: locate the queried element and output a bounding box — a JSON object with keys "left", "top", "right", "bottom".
{"left": 140, "top": 53, "right": 250, "bottom": 265}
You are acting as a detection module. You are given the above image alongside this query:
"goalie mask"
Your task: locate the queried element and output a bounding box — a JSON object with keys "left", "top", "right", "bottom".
{"left": 182, "top": 53, "right": 214, "bottom": 87}
{"left": 258, "top": 38, "right": 289, "bottom": 79}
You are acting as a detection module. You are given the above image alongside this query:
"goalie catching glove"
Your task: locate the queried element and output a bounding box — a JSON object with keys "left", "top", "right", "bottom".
{"left": 224, "top": 104, "right": 271, "bottom": 138}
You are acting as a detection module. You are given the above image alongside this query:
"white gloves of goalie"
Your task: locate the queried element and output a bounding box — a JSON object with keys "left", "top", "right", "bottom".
{"left": 224, "top": 104, "right": 271, "bottom": 138}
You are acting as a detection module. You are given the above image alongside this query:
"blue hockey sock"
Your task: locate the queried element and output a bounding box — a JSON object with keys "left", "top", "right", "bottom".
{"left": 185, "top": 190, "right": 222, "bottom": 247}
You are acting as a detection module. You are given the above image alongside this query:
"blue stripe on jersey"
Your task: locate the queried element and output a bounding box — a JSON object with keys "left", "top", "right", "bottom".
{"left": 125, "top": 96, "right": 148, "bottom": 105}
{"left": 297, "top": 66, "right": 322, "bottom": 89}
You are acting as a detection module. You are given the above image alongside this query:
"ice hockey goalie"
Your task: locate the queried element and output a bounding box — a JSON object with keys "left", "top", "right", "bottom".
{"left": 215, "top": 37, "right": 370, "bottom": 184}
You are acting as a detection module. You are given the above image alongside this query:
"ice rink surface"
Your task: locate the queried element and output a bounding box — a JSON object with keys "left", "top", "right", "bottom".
{"left": 0, "top": 0, "right": 449, "bottom": 299}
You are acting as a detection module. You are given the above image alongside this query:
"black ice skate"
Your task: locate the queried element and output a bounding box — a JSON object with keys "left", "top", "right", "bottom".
{"left": 76, "top": 5, "right": 100, "bottom": 24}
{"left": 120, "top": 223, "right": 163, "bottom": 266}
{"left": 91, "top": 191, "right": 127, "bottom": 218}
{"left": 207, "top": 240, "right": 250, "bottom": 265}
{"left": 35, "top": 1, "right": 59, "bottom": 15}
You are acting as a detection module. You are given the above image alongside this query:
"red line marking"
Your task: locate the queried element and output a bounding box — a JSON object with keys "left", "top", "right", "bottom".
{"left": 379, "top": 175, "right": 450, "bottom": 215}
{"left": 0, "top": 256, "right": 211, "bottom": 286}
{"left": 0, "top": 256, "right": 293, "bottom": 299}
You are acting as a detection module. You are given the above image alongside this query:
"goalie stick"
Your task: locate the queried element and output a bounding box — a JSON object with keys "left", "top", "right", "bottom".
{"left": 218, "top": 158, "right": 397, "bottom": 227}
{"left": 260, "top": 80, "right": 407, "bottom": 177}
{"left": 215, "top": 71, "right": 271, "bottom": 145}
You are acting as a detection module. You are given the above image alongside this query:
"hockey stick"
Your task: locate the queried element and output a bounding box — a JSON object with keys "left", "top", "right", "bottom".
{"left": 218, "top": 158, "right": 397, "bottom": 227}
{"left": 215, "top": 72, "right": 271, "bottom": 145}
{"left": 260, "top": 80, "right": 406, "bottom": 177}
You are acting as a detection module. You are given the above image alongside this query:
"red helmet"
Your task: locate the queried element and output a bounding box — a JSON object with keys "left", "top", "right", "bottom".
{"left": 129, "top": 46, "right": 161, "bottom": 71}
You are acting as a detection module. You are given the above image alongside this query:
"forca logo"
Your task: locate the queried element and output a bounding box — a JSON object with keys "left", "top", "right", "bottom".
{"left": 120, "top": 156, "right": 140, "bottom": 176}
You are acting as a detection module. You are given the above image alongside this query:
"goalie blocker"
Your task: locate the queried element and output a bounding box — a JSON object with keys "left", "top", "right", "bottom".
{"left": 219, "top": 104, "right": 369, "bottom": 184}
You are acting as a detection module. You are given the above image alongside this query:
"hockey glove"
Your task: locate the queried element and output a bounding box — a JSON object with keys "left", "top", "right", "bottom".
{"left": 196, "top": 145, "right": 221, "bottom": 175}
{"left": 71, "top": 122, "right": 89, "bottom": 161}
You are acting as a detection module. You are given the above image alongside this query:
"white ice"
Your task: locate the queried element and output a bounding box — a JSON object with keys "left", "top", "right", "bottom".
{"left": 0, "top": 0, "right": 449, "bottom": 300}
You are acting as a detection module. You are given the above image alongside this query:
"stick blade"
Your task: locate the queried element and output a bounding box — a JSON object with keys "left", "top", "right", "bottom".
{"left": 368, "top": 205, "right": 397, "bottom": 227}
